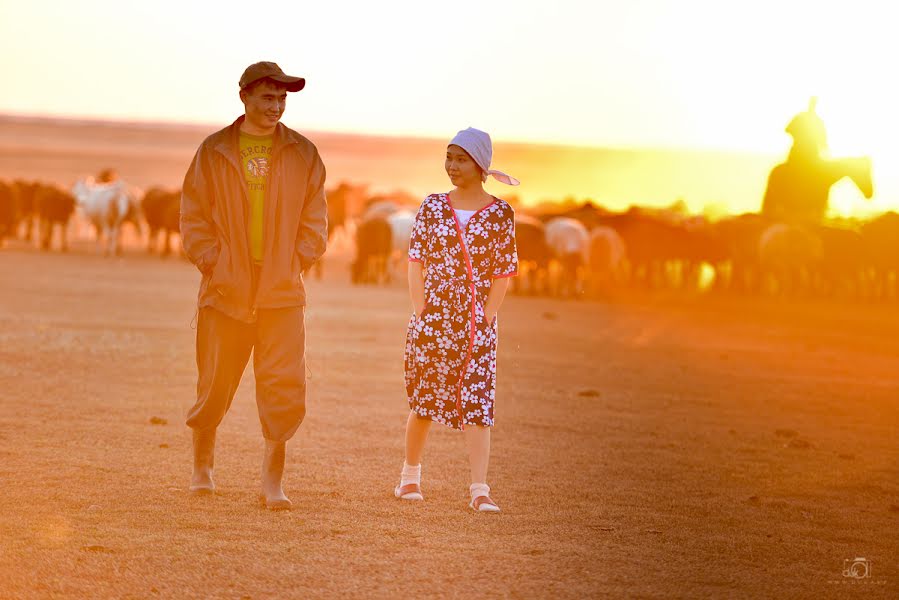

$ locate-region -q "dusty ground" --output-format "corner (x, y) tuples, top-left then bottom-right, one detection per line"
(0, 241), (898, 599)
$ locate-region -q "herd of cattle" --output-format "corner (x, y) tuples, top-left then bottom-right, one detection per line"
(0, 178), (180, 255)
(349, 199), (899, 301)
(511, 206), (899, 299)
(4, 176), (899, 301)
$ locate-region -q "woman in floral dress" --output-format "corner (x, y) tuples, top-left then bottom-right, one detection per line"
(395, 128), (519, 512)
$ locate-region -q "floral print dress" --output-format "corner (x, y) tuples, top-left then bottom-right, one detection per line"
(404, 193), (518, 430)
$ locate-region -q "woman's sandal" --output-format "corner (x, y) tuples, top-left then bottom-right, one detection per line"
(469, 495), (501, 512)
(394, 483), (424, 501)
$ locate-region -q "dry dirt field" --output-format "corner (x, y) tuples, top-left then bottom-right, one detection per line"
(1, 241), (898, 599)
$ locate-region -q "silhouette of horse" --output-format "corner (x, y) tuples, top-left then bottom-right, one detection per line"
(761, 156), (873, 225)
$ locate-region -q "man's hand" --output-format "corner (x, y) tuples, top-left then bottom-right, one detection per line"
(197, 245), (219, 276)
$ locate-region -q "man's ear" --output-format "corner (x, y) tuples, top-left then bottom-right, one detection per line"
(239, 89), (247, 104)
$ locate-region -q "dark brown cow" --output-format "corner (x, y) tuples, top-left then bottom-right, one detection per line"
(352, 217), (393, 285)
(34, 184), (76, 251)
(513, 215), (551, 295)
(815, 225), (866, 298)
(0, 180), (15, 244)
(598, 209), (689, 289)
(141, 187), (181, 255)
(556, 202), (608, 230)
(712, 213), (770, 293)
(12, 179), (39, 242)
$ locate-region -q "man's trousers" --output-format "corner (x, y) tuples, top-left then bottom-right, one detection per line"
(186, 305), (307, 442)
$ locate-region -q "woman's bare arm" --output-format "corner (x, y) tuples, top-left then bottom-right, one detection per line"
(483, 277), (512, 322)
(408, 261), (426, 316)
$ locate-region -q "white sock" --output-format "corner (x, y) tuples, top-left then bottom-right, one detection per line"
(470, 482), (490, 500)
(400, 462), (421, 487)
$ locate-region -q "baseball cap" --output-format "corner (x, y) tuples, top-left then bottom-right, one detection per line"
(239, 61), (305, 92)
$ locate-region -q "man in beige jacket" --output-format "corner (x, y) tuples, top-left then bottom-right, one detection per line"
(180, 61), (328, 510)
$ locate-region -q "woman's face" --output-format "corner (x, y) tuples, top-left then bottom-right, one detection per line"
(445, 145), (483, 187)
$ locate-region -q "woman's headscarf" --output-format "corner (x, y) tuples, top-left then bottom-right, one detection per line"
(448, 127), (520, 185)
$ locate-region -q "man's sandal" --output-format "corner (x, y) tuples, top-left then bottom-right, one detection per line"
(394, 483), (423, 501)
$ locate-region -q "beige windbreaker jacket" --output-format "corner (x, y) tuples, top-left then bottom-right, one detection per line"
(180, 116), (328, 322)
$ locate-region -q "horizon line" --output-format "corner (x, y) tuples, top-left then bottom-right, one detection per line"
(0, 110), (780, 158)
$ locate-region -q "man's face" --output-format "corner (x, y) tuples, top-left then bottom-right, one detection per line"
(241, 80), (288, 131)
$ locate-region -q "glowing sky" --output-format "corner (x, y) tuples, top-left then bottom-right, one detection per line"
(2, 0), (897, 214)
(1, 0), (894, 151)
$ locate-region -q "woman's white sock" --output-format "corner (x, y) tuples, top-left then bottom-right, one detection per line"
(401, 462), (421, 487)
(470, 482), (490, 500)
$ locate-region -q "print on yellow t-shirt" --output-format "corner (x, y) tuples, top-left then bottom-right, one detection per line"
(239, 132), (272, 264)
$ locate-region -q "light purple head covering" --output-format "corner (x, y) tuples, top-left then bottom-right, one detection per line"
(448, 127), (520, 186)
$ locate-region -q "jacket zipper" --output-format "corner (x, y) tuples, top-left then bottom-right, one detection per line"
(219, 127), (299, 321)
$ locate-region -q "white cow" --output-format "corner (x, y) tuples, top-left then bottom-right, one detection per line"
(587, 225), (626, 293)
(387, 210), (415, 280)
(71, 178), (131, 256)
(364, 200), (400, 221)
(545, 217), (590, 297)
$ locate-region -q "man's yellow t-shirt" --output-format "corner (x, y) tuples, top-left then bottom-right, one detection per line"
(238, 131), (273, 264)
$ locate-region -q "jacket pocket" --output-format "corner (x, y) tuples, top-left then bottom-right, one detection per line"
(207, 242), (233, 297)
(291, 250), (303, 284)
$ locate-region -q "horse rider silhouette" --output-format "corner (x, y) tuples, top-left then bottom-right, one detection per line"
(762, 97), (872, 225)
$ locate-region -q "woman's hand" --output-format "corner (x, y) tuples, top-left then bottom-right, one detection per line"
(483, 277), (511, 325)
